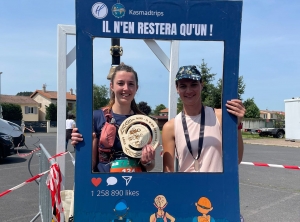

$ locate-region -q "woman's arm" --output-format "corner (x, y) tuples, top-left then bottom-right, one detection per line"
(71, 128), (100, 170)
(92, 133), (99, 171)
(141, 144), (156, 171)
(142, 159), (156, 172)
(71, 128), (83, 146)
(162, 119), (176, 172)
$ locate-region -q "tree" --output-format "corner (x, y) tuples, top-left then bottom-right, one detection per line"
(197, 60), (217, 107)
(243, 98), (260, 118)
(210, 76), (246, 108)
(177, 97), (183, 114)
(93, 84), (110, 110)
(153, 104), (166, 115)
(16, 91), (33, 96)
(45, 103), (57, 121)
(137, 101), (152, 115)
(1, 103), (23, 120)
(208, 78), (222, 109)
(68, 103), (76, 117)
(275, 113), (285, 128)
(237, 76), (246, 100)
(198, 59), (246, 108)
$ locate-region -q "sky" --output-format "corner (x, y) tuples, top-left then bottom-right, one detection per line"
(1, 0), (299, 112)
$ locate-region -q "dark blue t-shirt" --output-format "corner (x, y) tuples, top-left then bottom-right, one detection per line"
(93, 109), (135, 172)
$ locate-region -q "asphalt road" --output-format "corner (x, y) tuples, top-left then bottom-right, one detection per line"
(0, 133), (299, 221)
(239, 144), (300, 221)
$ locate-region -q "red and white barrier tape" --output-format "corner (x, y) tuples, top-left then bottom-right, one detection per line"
(241, 162), (300, 170)
(0, 150), (68, 198)
(16, 147), (41, 157)
(46, 163), (63, 221)
(25, 126), (35, 133)
(0, 150), (68, 220)
(48, 151), (69, 161)
(0, 169), (50, 198)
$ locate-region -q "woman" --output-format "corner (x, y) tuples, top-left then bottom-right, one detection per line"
(162, 65), (245, 172)
(71, 63), (155, 172)
(65, 114), (76, 151)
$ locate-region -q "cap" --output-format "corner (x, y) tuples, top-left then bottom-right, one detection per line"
(196, 197), (212, 209)
(114, 199), (129, 214)
(175, 65), (201, 81)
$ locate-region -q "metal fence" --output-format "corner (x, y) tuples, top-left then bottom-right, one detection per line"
(31, 144), (54, 222)
(9, 120), (48, 133)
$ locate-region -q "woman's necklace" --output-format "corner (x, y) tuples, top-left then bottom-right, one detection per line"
(181, 105), (205, 171)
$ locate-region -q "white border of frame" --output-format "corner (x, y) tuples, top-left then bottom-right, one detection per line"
(57, 24), (76, 191)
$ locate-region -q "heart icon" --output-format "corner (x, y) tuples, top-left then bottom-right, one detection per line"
(91, 178), (102, 187)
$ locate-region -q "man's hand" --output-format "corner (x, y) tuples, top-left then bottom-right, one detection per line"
(226, 99), (245, 124)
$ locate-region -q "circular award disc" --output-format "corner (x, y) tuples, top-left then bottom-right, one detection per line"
(127, 124), (151, 149)
(118, 115), (161, 158)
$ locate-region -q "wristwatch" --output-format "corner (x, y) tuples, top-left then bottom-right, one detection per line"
(141, 161), (152, 166)
(238, 122), (243, 130)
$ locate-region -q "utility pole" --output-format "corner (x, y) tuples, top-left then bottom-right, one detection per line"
(107, 38), (123, 80)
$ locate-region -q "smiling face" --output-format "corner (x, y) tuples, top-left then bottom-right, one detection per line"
(110, 70), (138, 106)
(176, 79), (203, 106)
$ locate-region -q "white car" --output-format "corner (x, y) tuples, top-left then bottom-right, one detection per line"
(0, 119), (25, 148)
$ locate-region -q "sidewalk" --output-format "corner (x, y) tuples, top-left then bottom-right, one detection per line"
(243, 138), (300, 148)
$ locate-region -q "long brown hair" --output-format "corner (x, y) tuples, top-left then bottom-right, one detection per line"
(107, 63), (144, 114)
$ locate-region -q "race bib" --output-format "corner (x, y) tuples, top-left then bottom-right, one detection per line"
(110, 159), (142, 173)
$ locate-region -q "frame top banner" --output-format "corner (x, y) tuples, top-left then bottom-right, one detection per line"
(76, 0), (242, 40)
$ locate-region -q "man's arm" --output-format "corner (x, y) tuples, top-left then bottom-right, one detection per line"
(162, 119), (176, 172)
(215, 106), (244, 164)
(237, 128), (244, 164)
(225, 99), (245, 164)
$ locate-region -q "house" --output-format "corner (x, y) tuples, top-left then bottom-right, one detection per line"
(0, 95), (39, 121)
(158, 108), (168, 116)
(150, 108), (169, 129)
(30, 84), (76, 121)
(259, 110), (285, 121)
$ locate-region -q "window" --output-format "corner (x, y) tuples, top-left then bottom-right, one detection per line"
(25, 106), (37, 114)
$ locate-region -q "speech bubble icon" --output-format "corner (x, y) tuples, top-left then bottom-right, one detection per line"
(107, 177), (118, 186)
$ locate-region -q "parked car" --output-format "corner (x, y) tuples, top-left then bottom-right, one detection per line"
(255, 128), (285, 138)
(0, 132), (15, 159)
(0, 119), (25, 147)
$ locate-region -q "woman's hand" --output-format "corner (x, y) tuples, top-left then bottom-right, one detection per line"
(71, 128), (84, 146)
(140, 144), (155, 164)
(225, 99), (246, 124)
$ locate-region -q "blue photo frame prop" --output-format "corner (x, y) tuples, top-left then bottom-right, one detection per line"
(75, 0), (243, 221)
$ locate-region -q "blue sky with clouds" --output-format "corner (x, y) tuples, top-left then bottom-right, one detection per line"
(1, 0), (299, 112)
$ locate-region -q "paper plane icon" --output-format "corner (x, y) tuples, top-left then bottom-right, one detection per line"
(122, 176), (132, 186)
